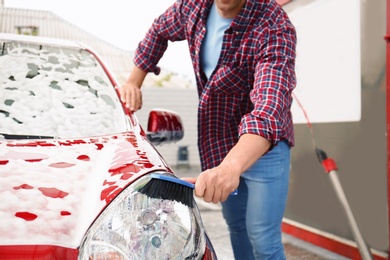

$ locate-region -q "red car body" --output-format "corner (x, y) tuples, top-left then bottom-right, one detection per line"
(0, 33), (216, 260)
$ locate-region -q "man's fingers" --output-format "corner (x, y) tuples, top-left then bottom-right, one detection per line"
(202, 187), (214, 203)
(119, 86), (131, 108)
(220, 189), (231, 202)
(194, 177), (206, 198)
(181, 176), (208, 199)
(211, 189), (223, 204)
(129, 87), (137, 111)
(135, 89), (142, 110)
(119, 87), (125, 103)
(119, 85), (142, 111)
(183, 169), (234, 203)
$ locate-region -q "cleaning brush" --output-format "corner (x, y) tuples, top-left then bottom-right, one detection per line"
(138, 173), (238, 208)
(138, 173), (196, 208)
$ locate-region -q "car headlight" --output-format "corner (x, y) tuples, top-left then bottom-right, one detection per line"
(78, 172), (206, 260)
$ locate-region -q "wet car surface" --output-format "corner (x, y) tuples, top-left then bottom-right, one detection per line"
(0, 33), (216, 260)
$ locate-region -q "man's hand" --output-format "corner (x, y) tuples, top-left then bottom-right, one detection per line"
(182, 134), (271, 204)
(119, 82), (142, 112)
(183, 163), (240, 204)
(119, 64), (147, 112)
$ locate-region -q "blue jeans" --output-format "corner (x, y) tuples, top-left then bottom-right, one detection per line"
(221, 141), (290, 260)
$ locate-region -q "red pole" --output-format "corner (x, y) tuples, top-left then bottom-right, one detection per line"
(386, 0), (390, 256)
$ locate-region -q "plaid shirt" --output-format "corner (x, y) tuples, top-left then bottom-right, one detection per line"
(134, 0), (297, 170)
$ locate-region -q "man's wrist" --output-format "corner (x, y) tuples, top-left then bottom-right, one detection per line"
(126, 65), (147, 88)
(220, 158), (244, 178)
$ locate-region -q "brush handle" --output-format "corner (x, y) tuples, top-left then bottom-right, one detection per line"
(150, 173), (195, 188)
(230, 189), (238, 195)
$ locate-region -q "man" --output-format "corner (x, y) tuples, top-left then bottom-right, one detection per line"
(120, 0), (296, 259)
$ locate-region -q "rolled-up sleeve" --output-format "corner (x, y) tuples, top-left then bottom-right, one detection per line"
(238, 24), (297, 146)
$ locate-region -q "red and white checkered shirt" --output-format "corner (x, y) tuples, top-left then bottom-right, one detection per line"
(134, 0), (297, 170)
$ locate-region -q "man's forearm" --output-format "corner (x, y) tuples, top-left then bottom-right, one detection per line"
(125, 64), (147, 88)
(221, 133), (271, 176)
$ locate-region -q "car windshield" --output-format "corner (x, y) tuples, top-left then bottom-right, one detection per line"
(0, 40), (128, 139)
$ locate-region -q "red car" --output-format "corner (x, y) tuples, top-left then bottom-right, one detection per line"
(0, 33), (217, 260)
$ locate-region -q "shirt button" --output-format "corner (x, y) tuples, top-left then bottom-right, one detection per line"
(195, 50), (199, 55)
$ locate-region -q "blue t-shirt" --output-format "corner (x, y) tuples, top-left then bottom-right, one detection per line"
(200, 3), (234, 79)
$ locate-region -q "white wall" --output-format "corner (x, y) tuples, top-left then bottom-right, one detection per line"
(287, 0), (361, 124)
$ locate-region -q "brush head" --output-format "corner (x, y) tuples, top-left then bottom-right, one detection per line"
(138, 173), (195, 208)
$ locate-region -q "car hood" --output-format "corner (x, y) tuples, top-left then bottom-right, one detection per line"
(0, 132), (170, 248)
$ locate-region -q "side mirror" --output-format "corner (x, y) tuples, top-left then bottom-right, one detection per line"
(146, 109), (184, 145)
